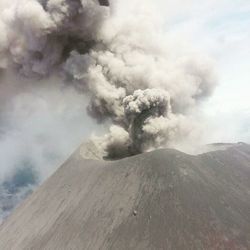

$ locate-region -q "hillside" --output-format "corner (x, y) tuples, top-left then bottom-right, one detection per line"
(0, 143), (249, 249)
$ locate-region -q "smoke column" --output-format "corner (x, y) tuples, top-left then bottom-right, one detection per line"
(0, 0), (217, 159)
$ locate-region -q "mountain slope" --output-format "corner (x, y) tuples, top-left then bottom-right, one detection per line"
(0, 143), (249, 249)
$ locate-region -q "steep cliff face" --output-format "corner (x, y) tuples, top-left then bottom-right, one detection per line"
(0, 143), (249, 250)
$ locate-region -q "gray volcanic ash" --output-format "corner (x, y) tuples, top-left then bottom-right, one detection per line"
(0, 0), (217, 159)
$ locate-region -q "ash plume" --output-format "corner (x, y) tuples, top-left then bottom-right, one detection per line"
(0, 0), (217, 159)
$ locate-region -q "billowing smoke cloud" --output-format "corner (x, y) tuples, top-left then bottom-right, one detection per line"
(0, 0), (216, 159)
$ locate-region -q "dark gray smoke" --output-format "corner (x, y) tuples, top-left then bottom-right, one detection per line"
(0, 0), (217, 160)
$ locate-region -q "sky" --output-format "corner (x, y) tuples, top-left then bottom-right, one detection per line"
(158, 0), (250, 142)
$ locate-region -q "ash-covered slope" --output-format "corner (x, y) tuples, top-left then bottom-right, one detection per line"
(0, 143), (250, 250)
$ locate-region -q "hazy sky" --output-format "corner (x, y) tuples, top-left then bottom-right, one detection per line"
(157, 0), (250, 142)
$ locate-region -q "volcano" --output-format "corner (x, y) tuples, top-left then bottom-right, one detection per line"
(0, 143), (249, 249)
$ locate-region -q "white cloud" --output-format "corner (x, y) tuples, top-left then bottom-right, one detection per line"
(153, 0), (250, 143)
